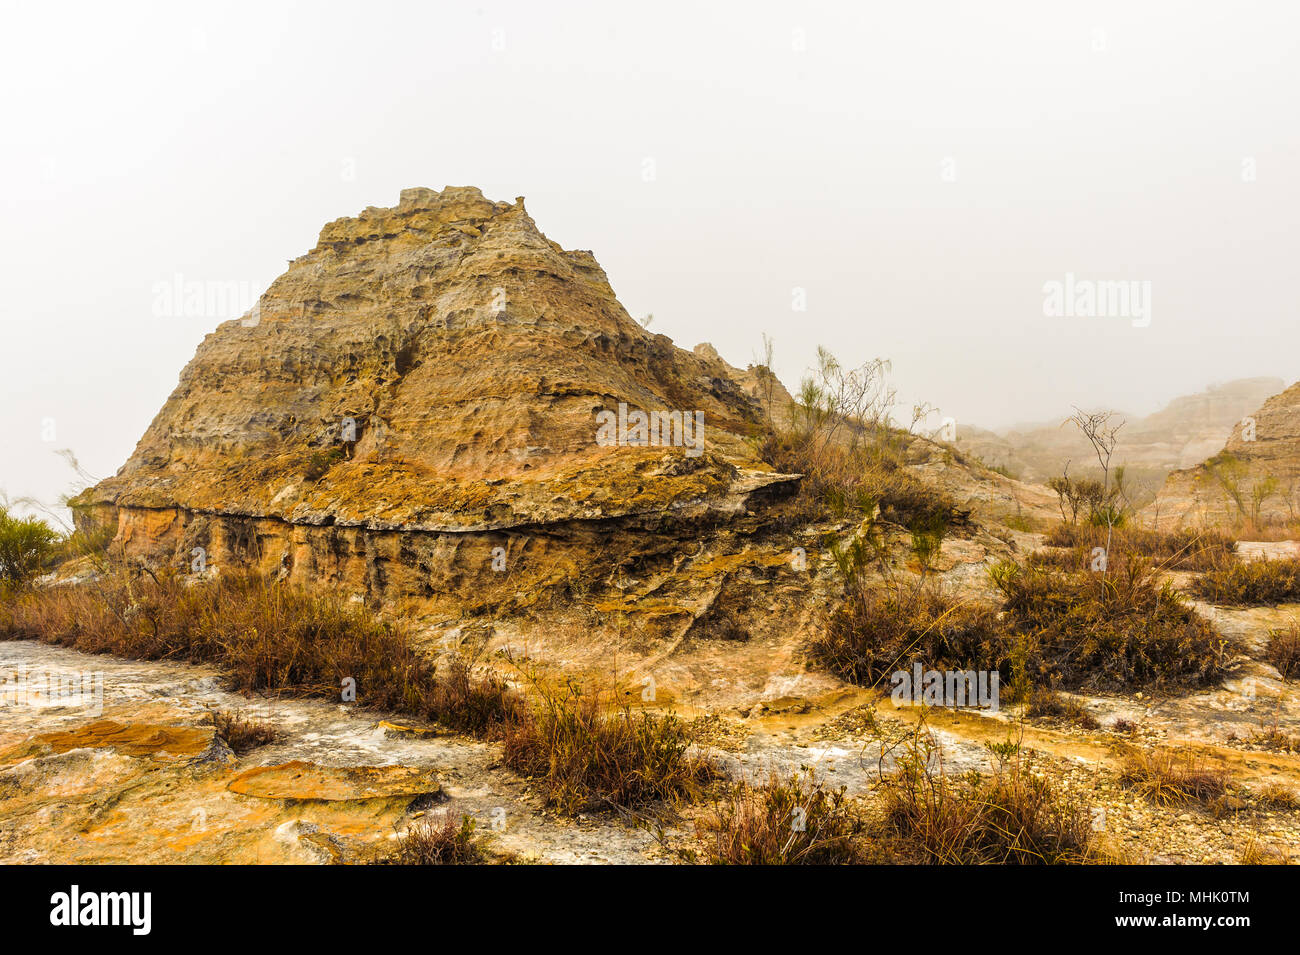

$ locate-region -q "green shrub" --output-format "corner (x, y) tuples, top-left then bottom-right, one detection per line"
(0, 505), (60, 586)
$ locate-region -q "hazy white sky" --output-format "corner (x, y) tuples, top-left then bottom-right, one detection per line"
(2, 0), (1297, 520)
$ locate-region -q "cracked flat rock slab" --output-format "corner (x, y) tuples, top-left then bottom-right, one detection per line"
(0, 719), (215, 766)
(227, 760), (441, 802)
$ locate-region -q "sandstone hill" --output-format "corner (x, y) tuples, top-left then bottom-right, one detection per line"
(1154, 378), (1300, 528)
(71, 186), (1053, 708)
(957, 378), (1284, 492)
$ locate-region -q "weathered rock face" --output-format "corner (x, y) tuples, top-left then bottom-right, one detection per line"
(73, 187), (801, 604)
(1154, 379), (1300, 528)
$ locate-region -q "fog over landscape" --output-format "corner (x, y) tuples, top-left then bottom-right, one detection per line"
(3, 0), (1298, 517)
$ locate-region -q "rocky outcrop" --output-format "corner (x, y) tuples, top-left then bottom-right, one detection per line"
(72, 187), (807, 608)
(1154, 379), (1300, 528)
(69, 186), (1054, 655)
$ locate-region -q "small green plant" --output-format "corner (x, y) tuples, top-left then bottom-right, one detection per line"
(984, 737), (1021, 765)
(909, 512), (948, 573)
(304, 446), (346, 482)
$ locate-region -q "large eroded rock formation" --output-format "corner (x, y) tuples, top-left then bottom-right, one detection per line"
(73, 187), (803, 610)
(72, 187), (1054, 708)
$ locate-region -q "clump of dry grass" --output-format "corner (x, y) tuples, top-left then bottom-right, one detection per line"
(1239, 838), (1292, 864)
(1247, 717), (1300, 752)
(1024, 687), (1099, 729)
(1119, 749), (1230, 807)
(211, 710), (278, 755)
(1255, 781), (1299, 810)
(1266, 623), (1300, 679)
(500, 682), (718, 815)
(688, 770), (875, 865)
(1192, 556), (1300, 606)
(384, 811), (489, 865)
(878, 731), (1097, 864)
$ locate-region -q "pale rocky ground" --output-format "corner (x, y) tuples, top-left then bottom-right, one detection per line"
(5, 537), (1298, 865)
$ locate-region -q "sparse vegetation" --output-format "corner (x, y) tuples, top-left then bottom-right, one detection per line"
(0, 567), (521, 735)
(1041, 523), (1235, 573)
(758, 345), (968, 532)
(1200, 452), (1279, 532)
(879, 730), (1097, 864)
(1, 566), (724, 818)
(1247, 716), (1300, 752)
(1047, 473), (1105, 527)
